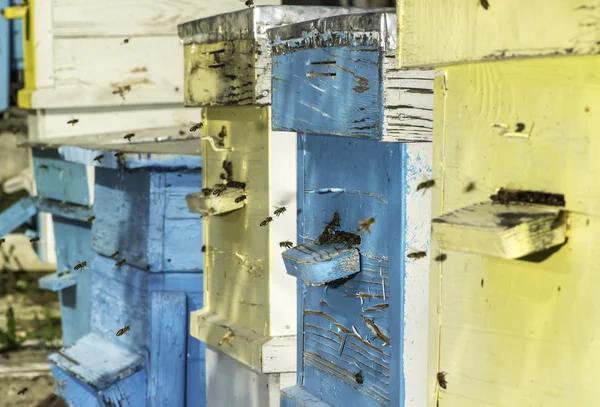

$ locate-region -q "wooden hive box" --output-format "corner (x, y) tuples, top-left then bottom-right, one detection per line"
(178, 6), (373, 407)
(269, 11), (434, 407)
(22, 133), (206, 407)
(398, 1), (600, 406)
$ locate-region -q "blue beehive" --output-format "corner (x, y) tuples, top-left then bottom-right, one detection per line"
(22, 129), (205, 407)
(269, 12), (435, 406)
(0, 0), (24, 111)
(0, 148), (94, 347)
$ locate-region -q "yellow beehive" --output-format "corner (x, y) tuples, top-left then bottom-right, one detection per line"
(398, 1), (600, 406)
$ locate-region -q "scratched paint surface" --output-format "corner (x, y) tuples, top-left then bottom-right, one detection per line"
(272, 46), (381, 138)
(92, 167), (203, 272)
(295, 135), (402, 406)
(429, 56), (600, 406)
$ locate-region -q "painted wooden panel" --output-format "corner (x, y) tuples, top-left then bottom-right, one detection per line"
(90, 253), (150, 353)
(148, 292), (187, 407)
(92, 167), (203, 272)
(397, 0), (600, 68)
(428, 56), (600, 407)
(269, 11), (433, 142)
(283, 135), (431, 407)
(206, 345), (297, 407)
(32, 149), (92, 205)
(52, 216), (92, 346)
(51, 0), (281, 38)
(49, 333), (146, 407)
(0, 196), (37, 238)
(282, 244), (360, 285)
(179, 6), (362, 107)
(187, 293), (206, 407)
(191, 105), (296, 368)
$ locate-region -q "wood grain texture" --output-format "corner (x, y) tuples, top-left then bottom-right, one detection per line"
(32, 150), (92, 206)
(183, 40), (257, 107)
(201, 106), (296, 344)
(397, 0), (600, 68)
(51, 0), (281, 38)
(429, 56), (600, 407)
(292, 135), (432, 406)
(92, 167), (203, 272)
(148, 292), (187, 407)
(282, 244), (360, 286)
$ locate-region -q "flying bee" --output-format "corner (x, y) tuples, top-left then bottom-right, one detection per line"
(30, 237), (40, 243)
(407, 251), (427, 259)
(437, 372), (448, 390)
(218, 328), (234, 346)
(115, 258), (126, 268)
(416, 179), (435, 193)
(190, 122), (204, 132)
(116, 325), (130, 336)
(464, 181), (476, 192)
(245, 0), (254, 7)
(274, 207), (286, 217)
(260, 216), (273, 227)
(87, 216), (95, 225)
(94, 154), (104, 164)
(434, 253), (447, 262)
(279, 241), (293, 250)
(0, 238), (5, 246)
(17, 387), (28, 396)
(115, 152), (124, 158)
(515, 122), (526, 132)
(235, 195), (247, 203)
(74, 260), (87, 270)
(354, 371), (364, 385)
(124, 133), (135, 141)
(112, 85), (131, 100)
(67, 119), (79, 126)
(202, 245), (206, 253)
(110, 251), (120, 259)
(480, 0), (489, 10)
(357, 217), (375, 233)
(122, 38), (130, 44)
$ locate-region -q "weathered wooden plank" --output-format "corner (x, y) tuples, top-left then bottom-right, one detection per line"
(51, 0), (281, 38)
(179, 6), (363, 106)
(148, 292), (186, 407)
(89, 254), (150, 353)
(0, 197), (37, 238)
(148, 273), (203, 293)
(282, 243), (360, 285)
(428, 56), (600, 407)
(186, 293), (206, 407)
(32, 150), (91, 206)
(50, 365), (99, 407)
(39, 271), (77, 292)
(91, 168), (203, 272)
(397, 0), (600, 68)
(36, 198), (93, 223)
(281, 385), (333, 407)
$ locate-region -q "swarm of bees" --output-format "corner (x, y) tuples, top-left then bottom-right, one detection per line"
(190, 122), (203, 132)
(94, 154), (104, 164)
(317, 212), (361, 249)
(279, 240), (293, 250)
(357, 217), (375, 233)
(116, 325), (130, 336)
(74, 260), (87, 270)
(67, 119), (79, 126)
(124, 133), (135, 141)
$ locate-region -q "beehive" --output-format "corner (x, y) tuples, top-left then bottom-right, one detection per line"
(398, 1), (600, 406)
(269, 11), (434, 406)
